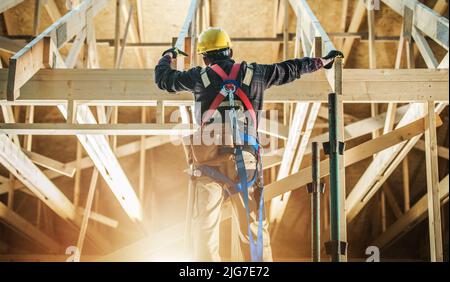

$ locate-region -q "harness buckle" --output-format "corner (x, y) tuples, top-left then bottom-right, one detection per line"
(185, 167), (202, 177)
(220, 83), (237, 97)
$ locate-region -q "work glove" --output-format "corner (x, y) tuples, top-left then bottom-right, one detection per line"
(162, 47), (188, 59)
(321, 50), (344, 69)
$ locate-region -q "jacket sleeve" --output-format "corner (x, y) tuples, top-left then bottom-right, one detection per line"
(256, 57), (324, 89)
(154, 55), (200, 93)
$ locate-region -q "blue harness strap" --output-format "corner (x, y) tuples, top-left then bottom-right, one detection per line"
(198, 63), (265, 262)
(227, 83), (264, 262)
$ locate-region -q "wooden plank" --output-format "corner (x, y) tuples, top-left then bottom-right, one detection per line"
(402, 157), (410, 212)
(288, 0), (335, 88)
(23, 149), (76, 177)
(119, 0), (144, 68)
(100, 125), (445, 261)
(0, 0), (25, 14)
(0, 36), (26, 54)
(76, 207), (118, 229)
(43, 0), (62, 22)
(414, 139), (449, 160)
(367, 2), (377, 69)
(2, 69), (447, 104)
(115, 4), (133, 69)
(6, 0), (107, 100)
(0, 201), (60, 252)
(423, 101), (443, 261)
(65, 29), (87, 68)
(381, 0), (449, 50)
(0, 135), (174, 195)
(412, 27), (439, 69)
(346, 103), (446, 223)
(0, 135), (109, 251)
(264, 114), (441, 202)
(113, 0), (121, 64)
(138, 107), (146, 202)
(0, 123), (197, 135)
(174, 0), (200, 51)
(342, 0), (366, 58)
(373, 175), (449, 249)
(338, 0), (349, 49)
(269, 102), (308, 222)
(0, 134), (77, 220)
(73, 168), (98, 262)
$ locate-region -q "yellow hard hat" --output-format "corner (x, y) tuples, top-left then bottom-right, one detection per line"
(197, 27), (232, 54)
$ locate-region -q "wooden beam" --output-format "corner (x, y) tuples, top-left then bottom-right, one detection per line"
(113, 0), (121, 64)
(23, 149), (76, 177)
(373, 175), (449, 249)
(338, 0), (349, 49)
(342, 0), (366, 58)
(73, 168), (98, 262)
(13, 0), (144, 224)
(0, 0), (25, 14)
(423, 101), (443, 261)
(402, 156), (410, 212)
(283, 0), (289, 59)
(0, 201), (60, 252)
(65, 29), (87, 68)
(412, 27), (439, 69)
(101, 119), (446, 261)
(0, 133), (76, 220)
(43, 0), (62, 22)
(0, 135), (174, 195)
(288, 0), (335, 88)
(105, 112), (446, 260)
(367, 2), (377, 69)
(2, 69), (447, 104)
(0, 132), (111, 251)
(33, 0), (42, 36)
(76, 207), (118, 229)
(6, 0), (107, 100)
(269, 102), (308, 222)
(264, 113), (441, 202)
(115, 5), (133, 69)
(138, 106), (146, 202)
(119, 0), (145, 68)
(346, 103), (446, 223)
(136, 0), (144, 42)
(0, 123), (197, 135)
(414, 139), (449, 160)
(381, 0), (449, 50)
(259, 117), (289, 140)
(0, 36), (26, 54)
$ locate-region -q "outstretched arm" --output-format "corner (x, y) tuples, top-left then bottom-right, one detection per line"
(258, 50), (343, 89)
(154, 50), (200, 93)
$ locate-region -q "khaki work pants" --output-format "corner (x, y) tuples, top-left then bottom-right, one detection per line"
(192, 177), (273, 262)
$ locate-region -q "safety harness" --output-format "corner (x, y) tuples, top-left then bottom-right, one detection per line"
(191, 63), (265, 262)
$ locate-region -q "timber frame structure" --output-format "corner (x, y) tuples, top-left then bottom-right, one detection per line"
(0, 0), (448, 262)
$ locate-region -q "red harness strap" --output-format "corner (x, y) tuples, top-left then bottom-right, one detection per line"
(201, 63), (257, 128)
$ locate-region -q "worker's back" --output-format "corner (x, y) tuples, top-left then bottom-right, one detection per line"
(154, 27), (342, 262)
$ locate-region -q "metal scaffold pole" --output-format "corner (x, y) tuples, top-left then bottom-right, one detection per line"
(307, 142), (325, 262)
(324, 57), (347, 261)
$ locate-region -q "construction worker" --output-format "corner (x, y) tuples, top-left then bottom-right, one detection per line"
(155, 27), (343, 262)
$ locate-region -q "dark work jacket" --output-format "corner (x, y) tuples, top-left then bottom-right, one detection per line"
(155, 55), (324, 124)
